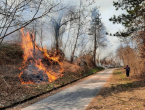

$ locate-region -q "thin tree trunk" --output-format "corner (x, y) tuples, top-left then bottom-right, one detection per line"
(64, 22), (71, 52)
(93, 25), (97, 63)
(71, 0), (82, 62)
(55, 28), (59, 55)
(71, 30), (79, 62)
(40, 18), (43, 50)
(71, 16), (80, 62)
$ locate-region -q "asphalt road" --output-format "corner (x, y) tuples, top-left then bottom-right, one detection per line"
(22, 69), (115, 110)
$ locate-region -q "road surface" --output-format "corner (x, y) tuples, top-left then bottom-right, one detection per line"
(22, 69), (115, 110)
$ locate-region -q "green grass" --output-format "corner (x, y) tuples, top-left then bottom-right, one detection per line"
(113, 68), (134, 89)
(113, 69), (122, 75)
(86, 67), (104, 75)
(87, 69), (96, 75)
(97, 66), (105, 71)
(120, 74), (126, 78)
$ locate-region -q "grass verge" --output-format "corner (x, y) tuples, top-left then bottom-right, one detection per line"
(86, 68), (145, 110)
(0, 43), (104, 109)
(0, 65), (104, 110)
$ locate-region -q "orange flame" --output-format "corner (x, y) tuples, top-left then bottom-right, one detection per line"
(19, 28), (63, 84)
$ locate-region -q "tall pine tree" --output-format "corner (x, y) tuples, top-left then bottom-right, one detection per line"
(109, 0), (145, 37)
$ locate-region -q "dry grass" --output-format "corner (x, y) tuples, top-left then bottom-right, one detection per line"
(86, 68), (145, 110)
(0, 43), (23, 65)
(0, 63), (103, 109)
(0, 43), (104, 109)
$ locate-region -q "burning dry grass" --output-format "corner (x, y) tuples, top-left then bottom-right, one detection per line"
(0, 63), (101, 109)
(19, 29), (64, 84)
(0, 43), (104, 109)
(0, 28), (104, 109)
(86, 68), (145, 110)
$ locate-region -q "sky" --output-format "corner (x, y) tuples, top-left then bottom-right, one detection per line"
(64, 0), (126, 58)
(40, 0), (127, 59)
(94, 0), (126, 58)
(2, 0), (126, 59)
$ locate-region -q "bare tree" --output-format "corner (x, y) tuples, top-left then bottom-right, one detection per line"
(0, 0), (63, 44)
(50, 6), (78, 54)
(70, 0), (95, 62)
(89, 7), (107, 65)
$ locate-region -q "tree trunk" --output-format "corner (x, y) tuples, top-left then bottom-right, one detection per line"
(71, 34), (79, 62)
(40, 18), (43, 50)
(93, 25), (97, 64)
(71, 16), (80, 63)
(55, 28), (59, 55)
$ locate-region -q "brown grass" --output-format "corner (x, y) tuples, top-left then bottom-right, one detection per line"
(86, 68), (145, 110)
(0, 43), (104, 109)
(0, 43), (23, 65)
(0, 63), (102, 109)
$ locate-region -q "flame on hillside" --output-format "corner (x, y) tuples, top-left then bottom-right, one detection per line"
(19, 28), (63, 84)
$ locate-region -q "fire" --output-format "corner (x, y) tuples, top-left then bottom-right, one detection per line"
(19, 28), (64, 84)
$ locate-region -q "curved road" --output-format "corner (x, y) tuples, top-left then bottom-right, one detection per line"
(22, 69), (115, 110)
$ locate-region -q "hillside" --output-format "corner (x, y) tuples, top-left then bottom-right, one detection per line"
(0, 43), (104, 109)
